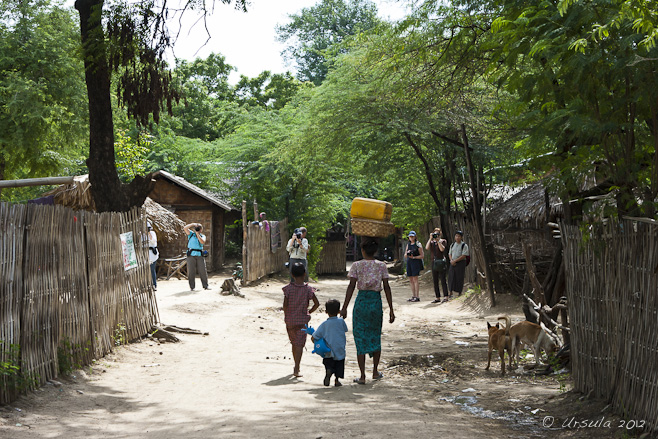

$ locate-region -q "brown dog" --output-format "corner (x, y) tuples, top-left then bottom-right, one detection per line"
(485, 316), (512, 375)
(509, 321), (558, 368)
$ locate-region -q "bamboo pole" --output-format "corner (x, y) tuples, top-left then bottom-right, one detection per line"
(0, 176), (74, 188)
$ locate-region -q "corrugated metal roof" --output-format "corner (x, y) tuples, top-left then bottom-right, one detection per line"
(154, 170), (236, 212)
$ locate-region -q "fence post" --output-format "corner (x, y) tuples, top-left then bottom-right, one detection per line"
(242, 201), (248, 286)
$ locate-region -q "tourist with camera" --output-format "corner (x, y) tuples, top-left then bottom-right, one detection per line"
(425, 228), (449, 303)
(184, 222), (210, 291)
(405, 231), (424, 302)
(286, 227), (309, 281)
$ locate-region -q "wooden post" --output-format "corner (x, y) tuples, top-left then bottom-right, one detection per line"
(461, 124), (495, 307)
(242, 200), (248, 286)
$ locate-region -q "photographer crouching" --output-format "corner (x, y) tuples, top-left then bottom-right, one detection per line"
(184, 222), (210, 291)
(286, 227), (309, 282)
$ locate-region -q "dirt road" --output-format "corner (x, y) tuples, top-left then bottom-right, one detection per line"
(0, 270), (635, 438)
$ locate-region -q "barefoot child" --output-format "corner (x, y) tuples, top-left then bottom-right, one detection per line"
(312, 299), (348, 387)
(283, 262), (320, 377)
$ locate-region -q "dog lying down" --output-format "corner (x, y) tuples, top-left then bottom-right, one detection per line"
(485, 316), (512, 376)
(509, 320), (559, 368)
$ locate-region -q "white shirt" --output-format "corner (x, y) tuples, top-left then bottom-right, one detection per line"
(287, 237), (309, 259)
(148, 230), (159, 264)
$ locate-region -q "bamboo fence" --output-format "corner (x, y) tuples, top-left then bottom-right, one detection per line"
(0, 202), (159, 404)
(316, 241), (347, 274)
(0, 203), (26, 402)
(561, 218), (658, 433)
(242, 218), (289, 284)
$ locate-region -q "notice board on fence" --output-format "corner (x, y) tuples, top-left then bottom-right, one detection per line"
(120, 231), (138, 270)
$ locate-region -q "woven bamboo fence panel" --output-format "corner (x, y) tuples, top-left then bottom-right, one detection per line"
(86, 208), (158, 358)
(561, 219), (658, 433)
(244, 219), (288, 283)
(0, 202), (159, 404)
(316, 241), (347, 274)
(20, 205), (92, 390)
(0, 203), (26, 403)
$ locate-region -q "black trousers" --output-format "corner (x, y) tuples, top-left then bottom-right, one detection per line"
(432, 264), (449, 298)
(323, 358), (345, 378)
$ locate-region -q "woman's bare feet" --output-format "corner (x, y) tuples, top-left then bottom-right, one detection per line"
(293, 368), (303, 377)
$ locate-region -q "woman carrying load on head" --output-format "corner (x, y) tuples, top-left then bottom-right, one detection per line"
(340, 238), (395, 385)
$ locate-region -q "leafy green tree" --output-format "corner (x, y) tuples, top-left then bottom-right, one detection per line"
(163, 53), (246, 142)
(490, 0), (658, 218)
(276, 0), (382, 85)
(232, 71), (311, 109)
(115, 130), (150, 182)
(0, 0), (88, 200)
(213, 94), (350, 276)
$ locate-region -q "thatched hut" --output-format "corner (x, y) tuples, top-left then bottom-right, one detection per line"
(149, 171), (239, 271)
(43, 174), (185, 244)
(486, 183), (562, 294)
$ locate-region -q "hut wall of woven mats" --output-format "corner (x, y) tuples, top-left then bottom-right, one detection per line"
(0, 202), (158, 404)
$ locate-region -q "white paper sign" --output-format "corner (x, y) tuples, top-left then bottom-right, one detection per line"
(120, 231), (138, 271)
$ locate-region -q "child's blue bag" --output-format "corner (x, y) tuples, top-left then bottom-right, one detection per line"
(312, 338), (331, 357)
(303, 325), (331, 357)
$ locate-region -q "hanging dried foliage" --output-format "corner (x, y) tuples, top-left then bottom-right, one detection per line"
(105, 1), (179, 127)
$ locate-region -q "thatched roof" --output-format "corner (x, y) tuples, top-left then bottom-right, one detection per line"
(487, 183), (562, 230)
(43, 175), (184, 241)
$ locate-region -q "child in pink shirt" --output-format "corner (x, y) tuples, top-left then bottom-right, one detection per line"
(283, 262), (319, 377)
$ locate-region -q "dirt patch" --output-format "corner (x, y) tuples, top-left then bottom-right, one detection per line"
(0, 271), (648, 438)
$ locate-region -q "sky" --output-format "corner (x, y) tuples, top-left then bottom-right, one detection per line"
(165, 0), (410, 82)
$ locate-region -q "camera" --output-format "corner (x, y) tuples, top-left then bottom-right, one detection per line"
(432, 233), (438, 238)
(195, 226), (201, 232)
(296, 233), (302, 239)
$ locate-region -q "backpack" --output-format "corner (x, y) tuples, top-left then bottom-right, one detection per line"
(451, 242), (471, 266)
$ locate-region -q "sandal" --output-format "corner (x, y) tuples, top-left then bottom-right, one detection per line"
(412, 297), (420, 302)
(353, 378), (366, 385)
(431, 299), (441, 304)
(373, 372), (383, 380)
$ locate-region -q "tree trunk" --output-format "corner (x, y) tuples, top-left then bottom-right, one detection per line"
(75, 0), (153, 212)
(460, 124), (495, 307)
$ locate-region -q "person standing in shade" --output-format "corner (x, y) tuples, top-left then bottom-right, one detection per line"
(448, 230), (469, 299)
(184, 222), (210, 291)
(426, 227), (449, 303)
(286, 227), (309, 281)
(405, 231), (424, 302)
(147, 221), (159, 290)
